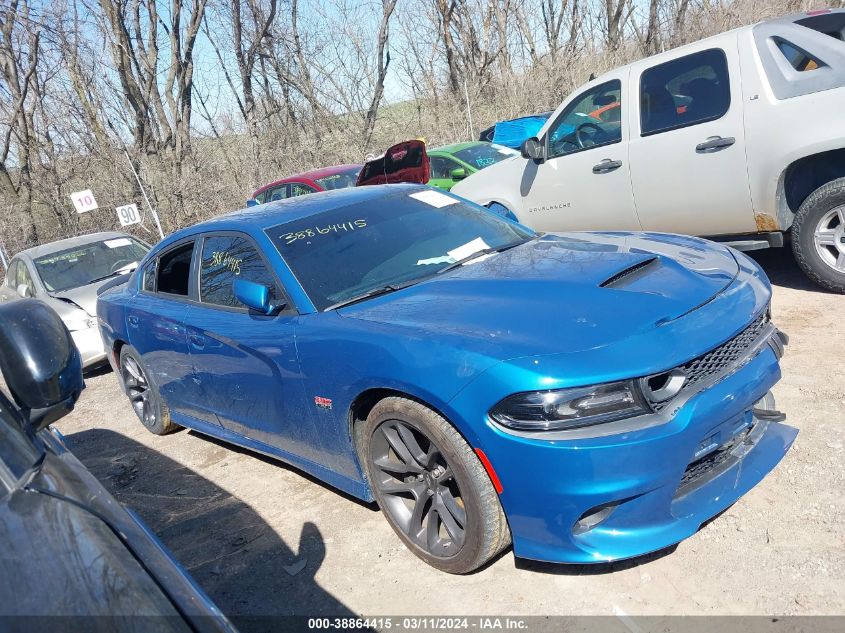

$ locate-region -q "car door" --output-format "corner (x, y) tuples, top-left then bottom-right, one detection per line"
(0, 260), (21, 303)
(183, 232), (321, 462)
(628, 41), (756, 235)
(126, 240), (197, 419)
(518, 73), (642, 231)
(428, 155), (465, 190)
(266, 184), (291, 202)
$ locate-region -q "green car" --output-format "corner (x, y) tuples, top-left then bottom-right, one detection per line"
(427, 141), (519, 191)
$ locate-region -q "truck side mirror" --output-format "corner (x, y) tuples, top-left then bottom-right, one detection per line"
(16, 284), (33, 298)
(520, 137), (544, 163)
(0, 300), (84, 432)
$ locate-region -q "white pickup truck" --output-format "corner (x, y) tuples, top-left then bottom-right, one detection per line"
(452, 9), (845, 292)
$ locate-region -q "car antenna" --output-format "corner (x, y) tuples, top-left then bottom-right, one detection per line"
(588, 72), (596, 81)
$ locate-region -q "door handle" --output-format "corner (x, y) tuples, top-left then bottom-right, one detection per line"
(592, 159), (623, 174)
(127, 315), (140, 327)
(695, 136), (735, 153)
(189, 334), (205, 349)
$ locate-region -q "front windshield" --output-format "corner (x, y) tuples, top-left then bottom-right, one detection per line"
(265, 189), (535, 310)
(452, 144), (518, 170)
(33, 237), (149, 292)
(315, 168), (361, 191)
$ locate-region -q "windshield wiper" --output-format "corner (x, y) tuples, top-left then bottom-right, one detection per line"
(326, 281), (417, 311)
(436, 240), (527, 276)
(85, 264), (139, 286)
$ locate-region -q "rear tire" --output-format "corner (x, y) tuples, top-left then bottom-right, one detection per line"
(119, 346), (178, 435)
(791, 177), (845, 293)
(359, 397), (510, 574)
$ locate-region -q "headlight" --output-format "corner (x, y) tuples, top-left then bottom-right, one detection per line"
(489, 381), (650, 431)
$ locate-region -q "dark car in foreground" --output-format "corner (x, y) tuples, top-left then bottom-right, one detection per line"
(0, 300), (235, 631)
(98, 184), (796, 574)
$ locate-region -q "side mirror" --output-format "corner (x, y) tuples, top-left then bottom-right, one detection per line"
(0, 300), (83, 431)
(16, 284), (33, 298)
(234, 279), (281, 315)
(450, 168), (467, 180)
(520, 137), (544, 162)
(246, 199), (260, 208)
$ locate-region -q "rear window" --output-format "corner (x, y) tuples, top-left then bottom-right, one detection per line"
(156, 242), (194, 296)
(640, 48), (730, 136)
(795, 12), (845, 41)
(775, 38), (824, 71)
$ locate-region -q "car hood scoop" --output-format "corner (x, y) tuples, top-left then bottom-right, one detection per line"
(342, 232), (739, 360)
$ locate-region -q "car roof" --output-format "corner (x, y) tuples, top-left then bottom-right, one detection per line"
(18, 231), (133, 260)
(179, 184), (429, 237)
(254, 164), (362, 194)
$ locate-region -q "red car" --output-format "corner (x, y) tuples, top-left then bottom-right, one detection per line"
(248, 164), (362, 205)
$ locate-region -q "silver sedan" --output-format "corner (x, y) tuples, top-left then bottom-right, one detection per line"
(0, 232), (150, 368)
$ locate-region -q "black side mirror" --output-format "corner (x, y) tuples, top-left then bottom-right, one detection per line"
(520, 137), (544, 162)
(0, 300), (84, 431)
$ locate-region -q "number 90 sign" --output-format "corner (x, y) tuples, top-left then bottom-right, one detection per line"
(116, 203), (141, 227)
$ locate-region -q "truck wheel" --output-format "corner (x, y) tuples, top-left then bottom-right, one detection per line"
(359, 396), (510, 573)
(791, 177), (845, 293)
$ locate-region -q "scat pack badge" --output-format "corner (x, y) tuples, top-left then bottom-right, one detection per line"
(314, 396), (333, 410)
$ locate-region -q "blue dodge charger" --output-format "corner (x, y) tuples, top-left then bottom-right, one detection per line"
(98, 184), (797, 573)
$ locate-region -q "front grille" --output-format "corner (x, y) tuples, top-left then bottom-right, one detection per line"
(649, 311), (770, 412)
(675, 424), (753, 496)
(682, 311), (770, 389)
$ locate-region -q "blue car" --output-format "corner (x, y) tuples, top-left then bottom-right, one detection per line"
(98, 184), (797, 573)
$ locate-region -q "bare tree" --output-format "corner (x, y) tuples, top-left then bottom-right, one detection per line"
(362, 0), (398, 145)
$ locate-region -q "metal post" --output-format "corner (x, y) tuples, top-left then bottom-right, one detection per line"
(463, 77), (474, 140)
(123, 148), (165, 240)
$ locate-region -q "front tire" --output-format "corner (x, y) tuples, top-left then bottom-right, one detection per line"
(360, 397), (510, 574)
(119, 346), (178, 435)
(791, 177), (845, 293)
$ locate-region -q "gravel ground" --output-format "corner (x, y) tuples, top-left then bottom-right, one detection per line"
(56, 248), (844, 622)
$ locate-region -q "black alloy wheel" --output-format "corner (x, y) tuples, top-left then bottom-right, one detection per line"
(360, 397), (510, 574)
(370, 419), (467, 557)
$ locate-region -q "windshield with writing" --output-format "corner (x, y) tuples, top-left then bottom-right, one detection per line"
(34, 238), (149, 292)
(265, 190), (534, 310)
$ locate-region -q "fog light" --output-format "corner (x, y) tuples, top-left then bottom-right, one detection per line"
(573, 502), (618, 535)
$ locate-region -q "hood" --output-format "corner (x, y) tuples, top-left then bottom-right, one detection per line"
(340, 232), (739, 361)
(49, 283), (106, 317)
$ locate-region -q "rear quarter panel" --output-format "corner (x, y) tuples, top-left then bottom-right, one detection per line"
(739, 27), (845, 229)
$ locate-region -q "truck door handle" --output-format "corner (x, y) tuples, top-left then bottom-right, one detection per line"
(592, 159), (623, 174)
(189, 334), (205, 349)
(695, 136), (735, 153)
(127, 315), (140, 327)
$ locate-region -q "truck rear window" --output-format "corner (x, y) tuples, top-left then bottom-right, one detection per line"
(775, 39), (824, 71)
